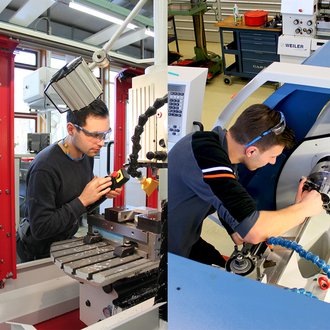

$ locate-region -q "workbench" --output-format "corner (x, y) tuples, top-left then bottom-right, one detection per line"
(216, 16), (282, 84)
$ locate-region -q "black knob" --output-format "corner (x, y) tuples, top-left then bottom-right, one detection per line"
(146, 151), (167, 161)
(159, 138), (166, 148)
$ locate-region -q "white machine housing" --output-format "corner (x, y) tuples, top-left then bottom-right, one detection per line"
(277, 35), (313, 63)
(281, 0), (318, 37)
(123, 66), (207, 207)
(128, 68), (168, 164)
(278, 0), (329, 63)
(23, 67), (64, 111)
(167, 66), (208, 150)
(123, 67), (168, 207)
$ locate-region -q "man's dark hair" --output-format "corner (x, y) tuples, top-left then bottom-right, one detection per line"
(66, 99), (109, 126)
(229, 104), (295, 151)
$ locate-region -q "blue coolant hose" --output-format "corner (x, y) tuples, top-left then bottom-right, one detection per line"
(267, 236), (330, 278)
(267, 236), (330, 298)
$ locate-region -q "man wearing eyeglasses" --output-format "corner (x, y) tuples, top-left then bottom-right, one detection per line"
(17, 99), (121, 262)
(168, 104), (324, 267)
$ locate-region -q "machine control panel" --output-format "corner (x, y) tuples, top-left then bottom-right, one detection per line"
(168, 83), (186, 144)
(167, 66), (207, 150)
(281, 0), (318, 37)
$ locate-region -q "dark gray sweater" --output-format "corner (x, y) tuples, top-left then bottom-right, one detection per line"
(22, 142), (93, 258)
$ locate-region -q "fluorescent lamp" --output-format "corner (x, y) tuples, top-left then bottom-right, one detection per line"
(145, 27), (154, 38)
(69, 1), (137, 30)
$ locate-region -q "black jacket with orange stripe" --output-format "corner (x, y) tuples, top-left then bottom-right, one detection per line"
(168, 126), (259, 257)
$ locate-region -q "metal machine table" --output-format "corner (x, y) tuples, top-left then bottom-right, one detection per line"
(50, 237), (159, 287)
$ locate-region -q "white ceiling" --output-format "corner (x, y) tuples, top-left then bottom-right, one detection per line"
(0, 0), (155, 63)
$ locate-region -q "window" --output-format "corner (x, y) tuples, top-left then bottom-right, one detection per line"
(14, 116), (37, 154)
(14, 68), (34, 114)
(50, 56), (66, 69)
(14, 49), (37, 67)
(14, 50), (38, 154)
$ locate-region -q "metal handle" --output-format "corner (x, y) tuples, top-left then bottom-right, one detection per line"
(106, 141), (114, 174)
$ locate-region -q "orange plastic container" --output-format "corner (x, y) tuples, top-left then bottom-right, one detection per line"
(244, 10), (268, 26)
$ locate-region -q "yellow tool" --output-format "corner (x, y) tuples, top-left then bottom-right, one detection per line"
(139, 177), (159, 196)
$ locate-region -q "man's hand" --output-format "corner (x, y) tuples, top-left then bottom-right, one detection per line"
(78, 176), (112, 207)
(295, 176), (307, 203)
(298, 189), (324, 217)
(295, 176), (324, 217)
(105, 187), (122, 199)
(230, 232), (244, 245)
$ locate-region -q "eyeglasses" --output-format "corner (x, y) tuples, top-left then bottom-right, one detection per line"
(245, 111), (286, 148)
(74, 124), (112, 141)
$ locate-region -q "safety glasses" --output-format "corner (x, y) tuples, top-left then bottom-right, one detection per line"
(74, 124), (112, 141)
(245, 111), (286, 148)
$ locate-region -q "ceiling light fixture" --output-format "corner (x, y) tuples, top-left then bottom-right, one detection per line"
(69, 1), (137, 30)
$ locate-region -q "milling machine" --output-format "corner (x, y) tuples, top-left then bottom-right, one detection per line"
(38, 29), (207, 329)
(50, 204), (165, 325)
(44, 57), (168, 325)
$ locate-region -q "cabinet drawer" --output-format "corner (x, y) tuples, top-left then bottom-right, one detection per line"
(241, 39), (277, 52)
(242, 50), (279, 62)
(240, 32), (277, 43)
(242, 59), (274, 75)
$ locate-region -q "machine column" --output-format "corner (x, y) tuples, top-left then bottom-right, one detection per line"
(0, 35), (18, 287)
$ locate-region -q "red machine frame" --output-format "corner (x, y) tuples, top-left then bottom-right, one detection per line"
(0, 36), (18, 287)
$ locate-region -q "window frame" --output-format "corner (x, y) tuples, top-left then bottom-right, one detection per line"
(14, 48), (39, 69)
(14, 49), (39, 153)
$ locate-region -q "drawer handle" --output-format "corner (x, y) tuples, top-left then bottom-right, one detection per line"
(253, 50), (267, 54)
(242, 41), (268, 45)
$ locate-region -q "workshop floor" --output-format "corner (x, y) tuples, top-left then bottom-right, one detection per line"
(169, 40), (276, 257)
(34, 309), (86, 330)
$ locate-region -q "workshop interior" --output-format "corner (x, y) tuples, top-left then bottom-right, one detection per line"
(1, 0), (330, 329)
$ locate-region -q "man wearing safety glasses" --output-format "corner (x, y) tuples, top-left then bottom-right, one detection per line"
(168, 104), (324, 267)
(17, 99), (122, 262)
